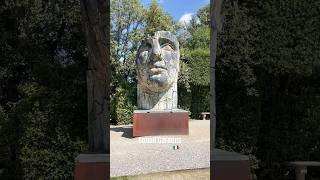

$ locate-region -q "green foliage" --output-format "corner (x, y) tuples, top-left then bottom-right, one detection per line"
(215, 0), (260, 140)
(252, 0), (320, 179)
(111, 0), (145, 83)
(19, 114), (86, 179)
(197, 5), (210, 25)
(177, 61), (192, 112)
(258, 0), (320, 76)
(0, 83), (87, 179)
(217, 1), (259, 95)
(177, 60), (191, 92)
(184, 48), (210, 86)
(215, 1), (320, 179)
(111, 86), (136, 125)
(213, 7), (261, 179)
(0, 106), (9, 165)
(144, 0), (175, 34)
(0, 0), (88, 179)
(178, 6), (211, 117)
(189, 85), (210, 118)
(0, 106), (7, 129)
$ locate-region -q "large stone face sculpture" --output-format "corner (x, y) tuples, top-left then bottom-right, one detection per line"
(136, 31), (180, 110)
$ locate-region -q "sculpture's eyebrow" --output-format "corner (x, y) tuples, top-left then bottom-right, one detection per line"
(159, 37), (175, 44)
(158, 37), (177, 49)
(157, 32), (179, 49)
(140, 34), (179, 50)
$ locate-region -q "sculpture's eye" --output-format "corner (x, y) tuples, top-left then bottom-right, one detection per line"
(146, 42), (152, 49)
(143, 41), (152, 50)
(139, 51), (149, 63)
(159, 38), (175, 51)
(138, 41), (151, 63)
(161, 43), (174, 51)
(140, 41), (152, 52)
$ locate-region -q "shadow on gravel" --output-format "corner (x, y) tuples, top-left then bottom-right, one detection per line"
(110, 126), (134, 139)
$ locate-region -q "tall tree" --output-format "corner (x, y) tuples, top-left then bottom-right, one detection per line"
(111, 0), (144, 82)
(80, 0), (110, 153)
(144, 0), (176, 34)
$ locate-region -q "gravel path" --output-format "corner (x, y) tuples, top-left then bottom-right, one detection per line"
(110, 120), (210, 177)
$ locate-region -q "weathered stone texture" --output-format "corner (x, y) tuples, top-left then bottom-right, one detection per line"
(136, 31), (180, 110)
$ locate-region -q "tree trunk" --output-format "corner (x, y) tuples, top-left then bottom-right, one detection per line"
(210, 0), (223, 153)
(80, 0), (110, 153)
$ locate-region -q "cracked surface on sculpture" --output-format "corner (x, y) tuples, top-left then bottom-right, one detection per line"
(136, 31), (180, 110)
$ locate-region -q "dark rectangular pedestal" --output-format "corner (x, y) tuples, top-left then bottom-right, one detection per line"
(133, 110), (189, 137)
(74, 154), (109, 180)
(211, 149), (251, 180)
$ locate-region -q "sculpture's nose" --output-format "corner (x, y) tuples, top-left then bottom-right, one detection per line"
(151, 39), (161, 57)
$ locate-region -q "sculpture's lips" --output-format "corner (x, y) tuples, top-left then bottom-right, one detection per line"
(150, 67), (167, 74)
(150, 64), (167, 73)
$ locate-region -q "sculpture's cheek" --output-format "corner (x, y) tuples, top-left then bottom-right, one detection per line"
(161, 51), (172, 61)
(172, 52), (179, 61)
(162, 51), (178, 62)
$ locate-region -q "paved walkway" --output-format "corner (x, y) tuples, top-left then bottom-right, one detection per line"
(110, 120), (210, 177)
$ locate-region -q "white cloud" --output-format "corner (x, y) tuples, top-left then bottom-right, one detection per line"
(178, 13), (194, 25)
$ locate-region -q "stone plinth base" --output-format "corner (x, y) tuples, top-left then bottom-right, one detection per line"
(211, 149), (251, 180)
(74, 154), (109, 180)
(133, 109), (189, 137)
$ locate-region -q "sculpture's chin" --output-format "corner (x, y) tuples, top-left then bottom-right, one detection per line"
(149, 74), (167, 83)
(137, 69), (176, 92)
(148, 77), (170, 90)
(138, 74), (171, 92)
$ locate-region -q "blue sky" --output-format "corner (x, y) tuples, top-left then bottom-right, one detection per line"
(142, 0), (210, 24)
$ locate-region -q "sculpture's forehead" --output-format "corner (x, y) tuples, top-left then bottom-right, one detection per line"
(153, 31), (177, 42)
(148, 31), (179, 49)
